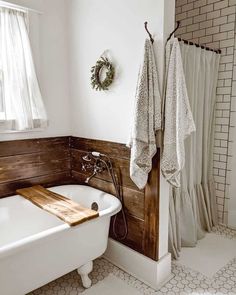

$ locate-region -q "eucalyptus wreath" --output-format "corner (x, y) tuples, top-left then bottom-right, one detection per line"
(91, 56), (115, 91)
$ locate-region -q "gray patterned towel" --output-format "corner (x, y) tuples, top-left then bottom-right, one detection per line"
(127, 39), (161, 190)
(161, 38), (196, 187)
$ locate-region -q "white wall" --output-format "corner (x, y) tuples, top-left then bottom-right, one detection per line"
(68, 0), (167, 143)
(67, 0), (175, 260)
(0, 0), (174, 285)
(67, 1), (175, 285)
(0, 0), (71, 141)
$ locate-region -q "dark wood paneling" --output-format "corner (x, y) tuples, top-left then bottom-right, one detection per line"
(71, 149), (142, 191)
(0, 152), (70, 183)
(0, 137), (71, 198)
(72, 171), (145, 220)
(0, 172), (71, 198)
(71, 137), (160, 260)
(0, 137), (69, 157)
(110, 214), (144, 254)
(0, 136), (160, 261)
(144, 152), (160, 259)
(70, 137), (130, 159)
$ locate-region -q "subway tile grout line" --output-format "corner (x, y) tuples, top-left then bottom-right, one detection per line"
(175, 0), (236, 224)
(222, 3), (236, 224)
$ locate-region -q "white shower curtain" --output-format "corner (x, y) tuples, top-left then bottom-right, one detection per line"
(169, 42), (220, 259)
(0, 8), (47, 131)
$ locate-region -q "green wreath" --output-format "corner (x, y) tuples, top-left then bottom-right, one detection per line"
(91, 56), (115, 91)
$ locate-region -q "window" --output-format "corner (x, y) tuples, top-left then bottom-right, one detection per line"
(0, 7), (47, 132)
(0, 69), (5, 121)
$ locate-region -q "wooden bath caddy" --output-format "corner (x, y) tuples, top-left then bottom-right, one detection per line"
(16, 185), (99, 226)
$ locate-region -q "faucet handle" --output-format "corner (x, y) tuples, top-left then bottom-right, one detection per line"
(81, 163), (86, 171)
(81, 163), (93, 171)
(82, 154), (92, 162)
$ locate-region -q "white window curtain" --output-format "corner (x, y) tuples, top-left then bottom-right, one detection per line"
(0, 8), (47, 132)
(168, 42), (220, 259)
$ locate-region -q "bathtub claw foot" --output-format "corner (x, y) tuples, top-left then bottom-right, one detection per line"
(77, 261), (93, 288)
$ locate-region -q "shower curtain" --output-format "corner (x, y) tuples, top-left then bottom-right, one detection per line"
(169, 41), (221, 259)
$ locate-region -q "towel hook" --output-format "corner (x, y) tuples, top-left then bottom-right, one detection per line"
(144, 21), (154, 44)
(167, 21), (181, 42)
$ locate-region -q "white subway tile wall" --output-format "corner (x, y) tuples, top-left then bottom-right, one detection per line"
(175, 0), (236, 224)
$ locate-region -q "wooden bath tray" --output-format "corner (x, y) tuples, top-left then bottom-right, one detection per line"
(16, 185), (99, 226)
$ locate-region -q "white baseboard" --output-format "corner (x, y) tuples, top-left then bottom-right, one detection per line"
(104, 238), (172, 290)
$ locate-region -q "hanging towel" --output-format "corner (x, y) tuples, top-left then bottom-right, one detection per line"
(161, 38), (196, 188)
(127, 39), (162, 190)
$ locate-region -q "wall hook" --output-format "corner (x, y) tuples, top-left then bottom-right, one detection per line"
(167, 21), (181, 42)
(144, 21), (154, 44)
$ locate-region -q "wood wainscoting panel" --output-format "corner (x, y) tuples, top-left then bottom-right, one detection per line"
(0, 137), (71, 198)
(70, 136), (160, 260)
(0, 136), (160, 261)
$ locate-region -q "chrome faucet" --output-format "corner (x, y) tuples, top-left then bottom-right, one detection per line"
(81, 152), (107, 184)
(81, 151), (128, 240)
(84, 165), (103, 183)
(85, 172), (96, 184)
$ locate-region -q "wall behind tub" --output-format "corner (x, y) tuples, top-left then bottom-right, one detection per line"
(0, 0), (174, 285)
(67, 0), (174, 261)
(0, 0), (71, 141)
(67, 0), (165, 144)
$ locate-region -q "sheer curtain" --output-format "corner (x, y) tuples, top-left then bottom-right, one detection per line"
(0, 8), (47, 131)
(169, 42), (220, 259)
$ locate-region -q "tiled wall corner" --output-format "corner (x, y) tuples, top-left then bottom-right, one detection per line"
(175, 0), (236, 224)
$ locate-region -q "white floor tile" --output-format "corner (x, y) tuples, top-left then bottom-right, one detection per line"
(28, 226), (236, 295)
(176, 232), (236, 278)
(82, 274), (142, 295)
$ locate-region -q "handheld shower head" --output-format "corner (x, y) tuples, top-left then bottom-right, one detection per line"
(81, 150), (127, 239)
(91, 151), (102, 157)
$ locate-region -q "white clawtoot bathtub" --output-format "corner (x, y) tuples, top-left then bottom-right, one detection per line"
(0, 185), (121, 295)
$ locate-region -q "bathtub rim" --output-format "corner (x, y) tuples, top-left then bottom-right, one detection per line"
(0, 184), (121, 259)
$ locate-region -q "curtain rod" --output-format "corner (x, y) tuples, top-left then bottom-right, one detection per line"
(0, 1), (43, 15)
(178, 37), (221, 54)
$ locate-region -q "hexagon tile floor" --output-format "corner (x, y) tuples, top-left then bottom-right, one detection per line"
(29, 226), (236, 295)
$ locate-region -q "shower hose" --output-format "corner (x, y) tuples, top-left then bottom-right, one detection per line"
(91, 152), (128, 241)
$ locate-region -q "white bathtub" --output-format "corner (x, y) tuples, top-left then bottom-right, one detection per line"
(0, 184), (121, 295)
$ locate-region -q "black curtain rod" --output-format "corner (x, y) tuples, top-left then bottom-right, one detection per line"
(177, 37), (221, 54)
(168, 21), (221, 54)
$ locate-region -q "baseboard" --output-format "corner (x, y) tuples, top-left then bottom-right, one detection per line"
(104, 238), (172, 290)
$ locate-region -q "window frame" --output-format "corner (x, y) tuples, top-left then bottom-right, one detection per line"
(0, 9), (47, 133)
(0, 69), (5, 122)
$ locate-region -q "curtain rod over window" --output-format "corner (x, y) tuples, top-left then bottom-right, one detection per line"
(0, 0), (43, 14)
